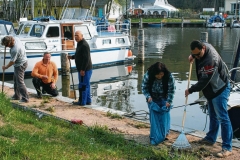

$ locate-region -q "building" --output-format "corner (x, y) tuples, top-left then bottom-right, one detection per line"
(130, 0), (178, 17)
(225, 0), (240, 14)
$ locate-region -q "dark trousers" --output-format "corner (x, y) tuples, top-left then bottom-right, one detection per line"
(78, 70), (92, 105)
(13, 62), (29, 101)
(32, 77), (58, 97)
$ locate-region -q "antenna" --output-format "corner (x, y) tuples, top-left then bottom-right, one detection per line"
(86, 0), (96, 20)
(60, 0), (71, 20)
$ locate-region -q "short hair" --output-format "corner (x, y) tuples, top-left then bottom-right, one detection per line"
(43, 52), (51, 56)
(1, 36), (14, 46)
(190, 40), (204, 50)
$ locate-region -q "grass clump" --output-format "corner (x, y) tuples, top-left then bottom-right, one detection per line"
(0, 92), (198, 159)
(106, 111), (123, 119)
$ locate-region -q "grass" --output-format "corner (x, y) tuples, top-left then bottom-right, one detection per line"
(0, 92), (198, 160)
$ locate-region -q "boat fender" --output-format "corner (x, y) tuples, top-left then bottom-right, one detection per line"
(128, 50), (132, 57)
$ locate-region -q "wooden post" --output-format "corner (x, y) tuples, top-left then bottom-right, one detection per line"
(139, 18), (143, 29)
(181, 17), (184, 28)
(200, 32), (208, 42)
(205, 18), (208, 27)
(138, 28), (144, 63)
(230, 18), (233, 29)
(61, 52), (70, 97)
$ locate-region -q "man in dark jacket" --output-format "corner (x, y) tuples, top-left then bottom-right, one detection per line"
(68, 31), (92, 106)
(185, 40), (232, 158)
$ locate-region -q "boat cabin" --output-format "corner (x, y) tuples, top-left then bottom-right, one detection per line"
(0, 20), (16, 38)
(15, 18), (130, 53)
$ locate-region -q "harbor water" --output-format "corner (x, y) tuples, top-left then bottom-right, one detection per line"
(3, 27), (240, 134)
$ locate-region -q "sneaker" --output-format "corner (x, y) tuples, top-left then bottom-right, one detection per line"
(72, 101), (81, 105)
(86, 103), (91, 105)
(11, 96), (20, 100)
(36, 95), (42, 99)
(197, 138), (214, 146)
(19, 99), (29, 103)
(42, 89), (46, 94)
(216, 149), (232, 158)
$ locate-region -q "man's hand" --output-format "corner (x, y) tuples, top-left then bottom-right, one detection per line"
(67, 55), (73, 59)
(2, 66), (7, 71)
(42, 75), (48, 80)
(80, 70), (85, 76)
(188, 55), (194, 63)
(185, 89), (190, 97)
(50, 83), (56, 89)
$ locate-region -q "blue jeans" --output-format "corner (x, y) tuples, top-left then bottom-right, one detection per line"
(205, 82), (232, 151)
(78, 70), (92, 105)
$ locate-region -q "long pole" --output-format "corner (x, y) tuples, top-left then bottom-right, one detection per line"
(2, 47), (6, 93)
(69, 59), (76, 100)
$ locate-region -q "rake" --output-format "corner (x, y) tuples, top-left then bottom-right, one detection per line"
(172, 62), (193, 149)
(2, 47), (6, 93)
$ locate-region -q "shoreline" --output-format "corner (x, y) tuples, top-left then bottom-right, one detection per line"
(1, 80), (239, 149)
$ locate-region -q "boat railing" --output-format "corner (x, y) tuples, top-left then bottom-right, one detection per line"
(96, 23), (130, 36)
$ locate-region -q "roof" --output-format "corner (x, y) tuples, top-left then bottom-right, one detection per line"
(0, 19), (14, 25)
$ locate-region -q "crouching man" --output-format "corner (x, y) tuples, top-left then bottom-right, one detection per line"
(31, 52), (59, 98)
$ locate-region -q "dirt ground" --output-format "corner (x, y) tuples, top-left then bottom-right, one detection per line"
(1, 84), (240, 159)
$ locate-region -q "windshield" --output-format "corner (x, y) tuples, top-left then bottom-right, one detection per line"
(0, 24), (8, 35)
(17, 23), (45, 37)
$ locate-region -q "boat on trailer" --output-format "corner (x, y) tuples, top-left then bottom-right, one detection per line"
(0, 17), (134, 75)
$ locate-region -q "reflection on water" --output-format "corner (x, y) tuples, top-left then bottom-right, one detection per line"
(3, 27), (240, 134)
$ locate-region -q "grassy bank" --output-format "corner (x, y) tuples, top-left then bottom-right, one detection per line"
(0, 92), (197, 160)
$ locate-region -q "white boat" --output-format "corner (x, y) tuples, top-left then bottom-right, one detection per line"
(0, 17), (134, 75)
(231, 20), (240, 28)
(0, 19), (16, 39)
(206, 15), (226, 28)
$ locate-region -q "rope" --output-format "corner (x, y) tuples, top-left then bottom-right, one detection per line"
(123, 110), (149, 120)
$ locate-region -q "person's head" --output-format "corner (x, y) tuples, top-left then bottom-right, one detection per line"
(147, 62), (169, 80)
(74, 31), (83, 42)
(190, 40), (206, 59)
(42, 52), (51, 64)
(1, 36), (15, 48)
(147, 62), (171, 98)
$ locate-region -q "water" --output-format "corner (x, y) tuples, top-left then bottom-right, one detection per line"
(3, 27), (240, 134)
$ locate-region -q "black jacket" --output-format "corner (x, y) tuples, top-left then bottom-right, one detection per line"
(73, 38), (92, 71)
(188, 42), (228, 100)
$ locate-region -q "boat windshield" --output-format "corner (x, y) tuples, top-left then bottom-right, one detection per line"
(17, 23), (45, 37)
(0, 24), (8, 35)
